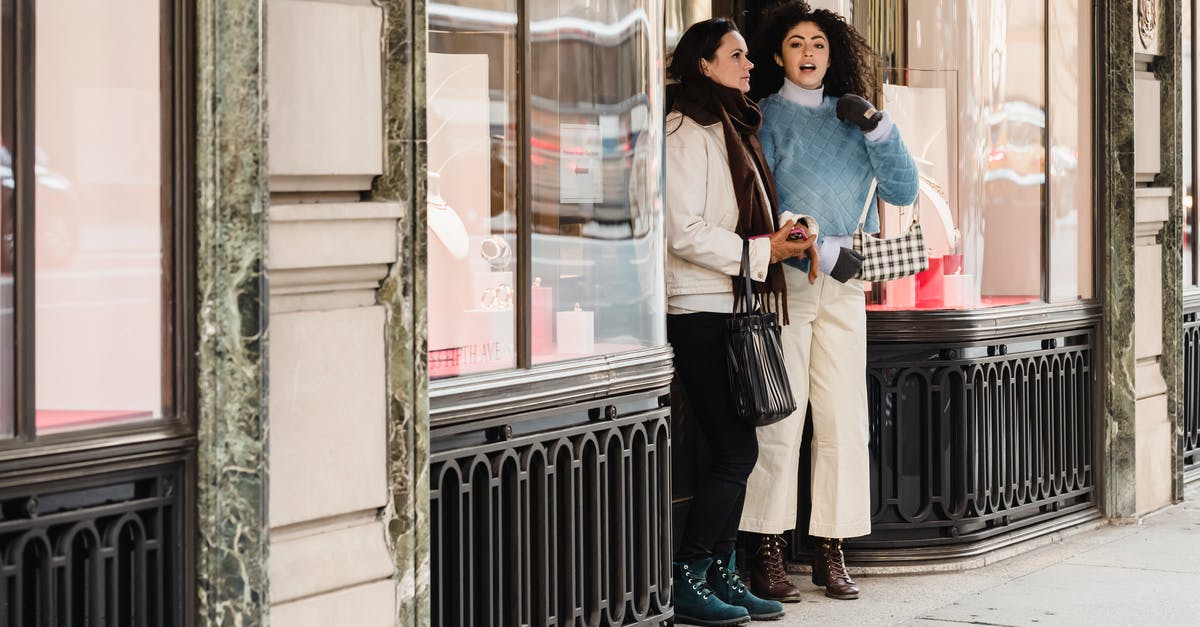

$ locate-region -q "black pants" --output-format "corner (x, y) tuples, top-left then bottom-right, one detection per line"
(669, 312), (760, 561)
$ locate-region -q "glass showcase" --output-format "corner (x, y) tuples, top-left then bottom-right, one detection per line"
(427, 1), (665, 379)
(859, 0), (1093, 310)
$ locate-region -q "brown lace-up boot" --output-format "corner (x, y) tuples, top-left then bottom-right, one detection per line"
(811, 537), (859, 600)
(748, 534), (802, 603)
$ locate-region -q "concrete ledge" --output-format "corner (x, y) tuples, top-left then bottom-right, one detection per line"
(788, 513), (1108, 575)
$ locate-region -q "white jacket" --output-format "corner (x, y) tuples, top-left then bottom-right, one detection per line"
(665, 111), (814, 303)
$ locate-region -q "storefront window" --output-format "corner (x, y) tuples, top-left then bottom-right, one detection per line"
(528, 2), (664, 365)
(1186, 0), (1196, 287)
(0, 7), (11, 438)
(427, 1), (665, 378)
(861, 0), (1092, 310)
(0, 0), (183, 441)
(426, 1), (519, 378)
(32, 0), (166, 432)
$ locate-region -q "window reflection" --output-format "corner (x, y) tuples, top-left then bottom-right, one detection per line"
(863, 0), (1090, 310)
(1186, 0), (1196, 287)
(0, 8), (10, 437)
(426, 1), (519, 378)
(34, 0), (165, 432)
(529, 2), (664, 364)
(426, 1), (665, 378)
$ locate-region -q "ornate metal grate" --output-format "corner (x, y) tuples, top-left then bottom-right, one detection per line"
(431, 399), (672, 627)
(780, 327), (1100, 560)
(1184, 309), (1200, 476)
(0, 465), (183, 626)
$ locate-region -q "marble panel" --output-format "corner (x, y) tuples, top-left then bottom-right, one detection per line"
(1101, 0), (1138, 519)
(373, 1), (430, 624)
(1152, 0), (1186, 503)
(194, 0), (269, 624)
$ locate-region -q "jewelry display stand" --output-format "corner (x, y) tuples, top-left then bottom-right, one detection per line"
(427, 52), (514, 375)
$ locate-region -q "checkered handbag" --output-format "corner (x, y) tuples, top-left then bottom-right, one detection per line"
(852, 179), (929, 282)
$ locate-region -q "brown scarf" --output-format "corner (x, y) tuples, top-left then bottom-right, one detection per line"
(669, 78), (788, 321)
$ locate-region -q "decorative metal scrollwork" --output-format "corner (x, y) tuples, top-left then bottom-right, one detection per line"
(431, 403), (672, 627)
(844, 327), (1098, 553)
(1183, 309), (1199, 473)
(0, 467), (183, 626)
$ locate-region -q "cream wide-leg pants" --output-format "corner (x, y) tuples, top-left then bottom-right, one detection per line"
(739, 266), (872, 538)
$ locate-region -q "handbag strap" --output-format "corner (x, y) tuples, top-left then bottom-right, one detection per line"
(737, 239), (754, 314)
(855, 179), (879, 229)
(855, 179), (921, 230)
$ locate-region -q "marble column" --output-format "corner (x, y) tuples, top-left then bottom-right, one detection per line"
(373, 1), (431, 625)
(194, 0), (269, 624)
(1101, 0), (1138, 519)
(1154, 0), (1186, 505)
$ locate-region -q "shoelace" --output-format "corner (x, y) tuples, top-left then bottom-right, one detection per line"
(822, 541), (853, 583)
(714, 558), (747, 594)
(681, 564), (714, 600)
(758, 536), (790, 586)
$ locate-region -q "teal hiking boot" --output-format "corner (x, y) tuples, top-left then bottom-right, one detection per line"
(709, 551), (785, 621)
(672, 558), (751, 626)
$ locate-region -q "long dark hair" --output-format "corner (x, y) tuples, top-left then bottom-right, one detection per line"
(665, 17), (740, 119)
(748, 1), (877, 102)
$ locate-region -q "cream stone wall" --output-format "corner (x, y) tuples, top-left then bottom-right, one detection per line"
(265, 0), (397, 624)
(1132, 67), (1173, 514)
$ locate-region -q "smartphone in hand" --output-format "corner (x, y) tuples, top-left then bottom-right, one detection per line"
(787, 226), (808, 241)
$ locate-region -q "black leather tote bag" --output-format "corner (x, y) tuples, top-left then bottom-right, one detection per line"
(724, 240), (797, 427)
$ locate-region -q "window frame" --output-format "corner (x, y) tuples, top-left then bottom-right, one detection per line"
(0, 0), (194, 454)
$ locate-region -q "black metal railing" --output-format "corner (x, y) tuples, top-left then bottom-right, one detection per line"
(1184, 307), (1200, 477)
(431, 396), (672, 627)
(785, 325), (1099, 561)
(0, 465), (184, 626)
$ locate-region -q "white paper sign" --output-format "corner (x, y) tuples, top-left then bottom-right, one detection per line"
(559, 123), (603, 204)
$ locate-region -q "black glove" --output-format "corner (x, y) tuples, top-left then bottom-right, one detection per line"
(836, 94), (883, 133)
(829, 247), (864, 282)
(817, 238), (865, 283)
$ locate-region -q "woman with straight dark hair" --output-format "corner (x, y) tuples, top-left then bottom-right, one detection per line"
(739, 1), (919, 604)
(664, 16), (817, 626)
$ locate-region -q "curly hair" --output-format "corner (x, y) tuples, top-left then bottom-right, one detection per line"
(748, 1), (878, 102)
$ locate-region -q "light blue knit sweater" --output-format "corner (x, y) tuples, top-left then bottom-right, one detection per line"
(760, 92), (919, 247)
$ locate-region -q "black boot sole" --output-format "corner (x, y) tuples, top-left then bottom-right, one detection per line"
(756, 592), (802, 603)
(823, 589), (859, 600)
(750, 609), (786, 620)
(673, 614), (752, 626)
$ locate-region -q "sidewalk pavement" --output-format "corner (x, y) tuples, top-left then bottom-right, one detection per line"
(772, 482), (1200, 626)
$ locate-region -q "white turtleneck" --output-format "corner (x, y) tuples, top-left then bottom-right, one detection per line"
(778, 78), (825, 108)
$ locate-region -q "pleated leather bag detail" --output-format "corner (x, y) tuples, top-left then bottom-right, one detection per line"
(724, 240), (797, 427)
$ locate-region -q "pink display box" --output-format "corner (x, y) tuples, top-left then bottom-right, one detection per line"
(915, 256), (944, 308)
(532, 285), (553, 355)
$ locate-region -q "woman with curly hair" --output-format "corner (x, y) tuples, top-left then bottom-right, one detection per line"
(738, 1), (919, 603)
